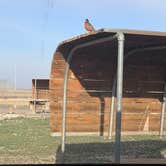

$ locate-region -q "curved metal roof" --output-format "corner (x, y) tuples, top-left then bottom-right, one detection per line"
(55, 28), (166, 56)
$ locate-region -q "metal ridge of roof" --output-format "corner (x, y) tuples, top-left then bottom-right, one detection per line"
(103, 28), (166, 36)
(58, 28), (166, 48)
(32, 78), (49, 80)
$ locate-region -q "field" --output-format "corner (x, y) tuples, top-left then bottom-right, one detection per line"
(0, 117), (166, 164)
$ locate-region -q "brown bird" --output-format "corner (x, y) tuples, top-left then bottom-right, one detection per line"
(84, 19), (95, 32)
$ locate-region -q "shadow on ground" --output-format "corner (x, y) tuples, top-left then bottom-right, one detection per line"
(55, 140), (166, 164)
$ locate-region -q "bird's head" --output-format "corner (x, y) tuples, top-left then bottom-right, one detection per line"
(85, 19), (89, 22)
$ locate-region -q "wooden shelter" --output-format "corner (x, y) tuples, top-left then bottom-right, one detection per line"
(50, 29), (166, 138)
(31, 79), (49, 112)
(32, 79), (49, 99)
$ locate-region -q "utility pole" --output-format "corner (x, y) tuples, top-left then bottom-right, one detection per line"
(14, 64), (16, 90)
(14, 64), (17, 110)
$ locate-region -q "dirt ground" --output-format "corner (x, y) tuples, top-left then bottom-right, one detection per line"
(0, 108), (49, 120)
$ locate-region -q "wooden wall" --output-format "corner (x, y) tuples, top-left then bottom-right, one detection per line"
(50, 46), (166, 135)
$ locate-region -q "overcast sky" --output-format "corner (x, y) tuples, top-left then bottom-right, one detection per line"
(0, 0), (166, 89)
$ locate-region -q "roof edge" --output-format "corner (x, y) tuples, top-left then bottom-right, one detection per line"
(104, 28), (166, 36)
(55, 28), (166, 52)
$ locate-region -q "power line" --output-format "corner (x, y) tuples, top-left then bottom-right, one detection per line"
(41, 0), (55, 62)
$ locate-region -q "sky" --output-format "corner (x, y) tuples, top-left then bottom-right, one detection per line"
(0, 0), (166, 89)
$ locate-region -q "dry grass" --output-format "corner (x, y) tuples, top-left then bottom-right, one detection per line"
(0, 117), (166, 164)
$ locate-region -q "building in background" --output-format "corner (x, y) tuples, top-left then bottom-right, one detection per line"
(30, 79), (50, 112)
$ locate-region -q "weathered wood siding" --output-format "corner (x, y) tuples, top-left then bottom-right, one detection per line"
(50, 46), (166, 135)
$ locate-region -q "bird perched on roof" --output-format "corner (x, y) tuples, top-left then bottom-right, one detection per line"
(84, 19), (95, 32)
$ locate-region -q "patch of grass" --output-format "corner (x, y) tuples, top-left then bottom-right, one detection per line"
(0, 117), (60, 164)
(58, 135), (166, 163)
(1, 117), (166, 164)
